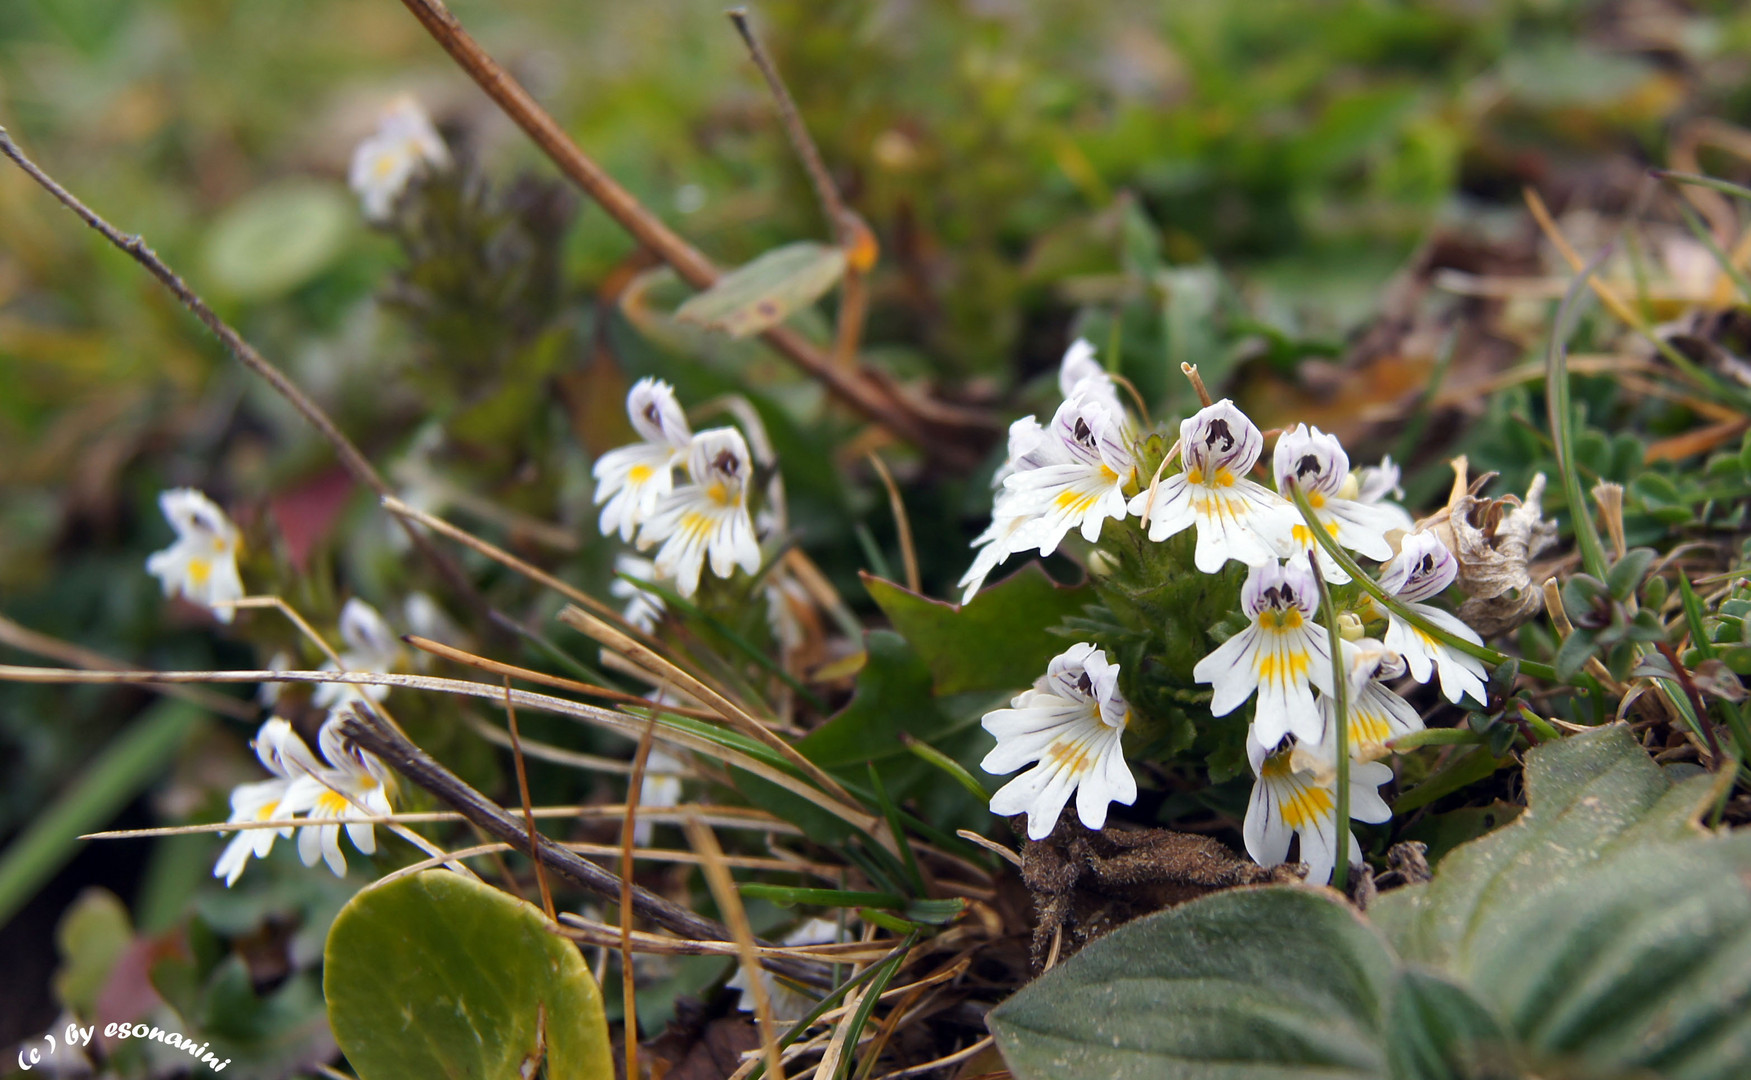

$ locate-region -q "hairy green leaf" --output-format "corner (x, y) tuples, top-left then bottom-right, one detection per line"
(674, 241), (847, 338)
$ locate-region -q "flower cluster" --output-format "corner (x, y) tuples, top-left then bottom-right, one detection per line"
(213, 713), (395, 885)
(973, 343), (1492, 883)
(593, 378), (761, 600)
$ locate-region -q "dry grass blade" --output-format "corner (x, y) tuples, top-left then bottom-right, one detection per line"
(465, 716), (635, 774)
(869, 1035), (995, 1080)
(866, 452), (920, 594)
(408, 634), (720, 719)
(686, 814), (788, 1080)
(0, 613), (256, 721)
(83, 803), (796, 840)
(558, 605), (873, 825)
(558, 915), (893, 962)
(503, 678), (556, 921)
(620, 715), (658, 1078)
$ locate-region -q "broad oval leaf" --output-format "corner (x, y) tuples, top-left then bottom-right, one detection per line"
(203, 181), (352, 300)
(989, 887), (1396, 1079)
(674, 241), (847, 338)
(324, 870), (612, 1080)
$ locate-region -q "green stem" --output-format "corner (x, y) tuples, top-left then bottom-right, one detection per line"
(1283, 486), (1559, 681)
(1294, 494), (1352, 894)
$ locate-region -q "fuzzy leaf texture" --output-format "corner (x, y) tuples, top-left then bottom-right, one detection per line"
(991, 726), (1751, 1079)
(323, 870), (613, 1080)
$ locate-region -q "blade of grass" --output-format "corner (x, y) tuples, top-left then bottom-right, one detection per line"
(740, 884), (907, 909)
(866, 765), (925, 894)
(1546, 240), (1614, 581)
(1301, 539), (1351, 894)
(0, 700), (202, 928)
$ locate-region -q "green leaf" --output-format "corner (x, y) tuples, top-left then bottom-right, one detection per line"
(1605, 547), (1657, 602)
(674, 241), (847, 338)
(324, 870), (612, 1080)
(203, 181), (352, 300)
(1385, 969), (1518, 1080)
(52, 888), (133, 1016)
(797, 631), (952, 768)
(865, 566), (1094, 695)
(990, 888), (1396, 1079)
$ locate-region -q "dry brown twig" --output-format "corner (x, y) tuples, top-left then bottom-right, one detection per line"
(391, 0), (989, 462)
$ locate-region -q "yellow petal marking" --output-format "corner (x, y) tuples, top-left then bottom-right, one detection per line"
(1045, 739), (1092, 777)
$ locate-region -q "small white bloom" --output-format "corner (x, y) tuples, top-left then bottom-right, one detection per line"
(981, 642), (1137, 841)
(990, 414), (1049, 488)
(1273, 425), (1403, 580)
(145, 489), (245, 623)
(637, 427), (761, 598)
(1318, 639), (1423, 760)
(1126, 400), (1296, 573)
(1192, 555), (1334, 746)
(633, 747), (685, 847)
(281, 715), (395, 877)
(349, 96), (450, 223)
(610, 553), (668, 632)
(1352, 454), (1415, 533)
(313, 599), (400, 711)
(1243, 727), (1393, 886)
(1057, 337), (1122, 416)
(728, 917), (846, 1024)
(213, 718), (324, 887)
(957, 503), (1052, 604)
(1379, 532), (1489, 705)
(594, 378), (695, 542)
(996, 393), (1134, 554)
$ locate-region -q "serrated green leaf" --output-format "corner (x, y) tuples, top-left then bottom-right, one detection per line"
(324, 870), (612, 1080)
(864, 566), (1094, 695)
(674, 241), (847, 338)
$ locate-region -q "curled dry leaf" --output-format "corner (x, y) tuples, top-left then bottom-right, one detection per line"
(1420, 457), (1560, 637)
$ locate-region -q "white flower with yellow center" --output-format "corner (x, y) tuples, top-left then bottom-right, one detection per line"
(1244, 728), (1393, 885)
(997, 393), (1134, 552)
(312, 599), (400, 712)
(1193, 555), (1333, 746)
(594, 378), (695, 542)
(145, 489), (246, 623)
(1126, 400), (1295, 573)
(637, 427), (761, 598)
(281, 715), (395, 877)
(1378, 531), (1489, 706)
(349, 96), (450, 223)
(981, 642), (1137, 841)
(213, 718), (323, 887)
(1272, 424), (1402, 581)
(1319, 639), (1423, 760)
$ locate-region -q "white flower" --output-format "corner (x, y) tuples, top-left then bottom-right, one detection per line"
(594, 378), (694, 542)
(349, 96), (450, 223)
(1352, 455), (1415, 533)
(633, 747), (685, 847)
(281, 715), (395, 877)
(728, 917), (846, 1024)
(995, 394), (1134, 553)
(1319, 639), (1423, 760)
(637, 427), (761, 598)
(1126, 400), (1295, 573)
(145, 489), (245, 623)
(1379, 532), (1489, 706)
(1243, 727), (1393, 886)
(990, 414), (1048, 488)
(312, 599), (400, 711)
(957, 504), (1052, 604)
(1272, 425), (1403, 580)
(610, 553), (667, 632)
(213, 718), (323, 887)
(981, 642), (1137, 841)
(1058, 337), (1122, 416)
(1192, 555), (1334, 746)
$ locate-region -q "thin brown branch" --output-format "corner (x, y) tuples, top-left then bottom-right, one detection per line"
(0, 126), (487, 615)
(392, 0), (959, 458)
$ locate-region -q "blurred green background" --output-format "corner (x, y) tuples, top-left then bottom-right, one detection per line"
(5, 0), (1751, 1056)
